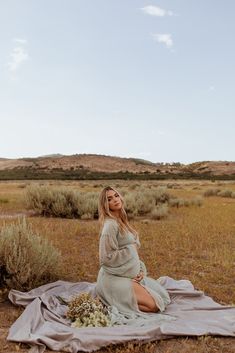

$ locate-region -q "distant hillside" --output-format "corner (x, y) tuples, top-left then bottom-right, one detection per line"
(0, 154), (234, 180)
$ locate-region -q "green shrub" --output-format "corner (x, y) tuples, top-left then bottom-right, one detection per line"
(0, 217), (61, 291)
(151, 186), (170, 203)
(124, 187), (169, 217)
(50, 190), (80, 218)
(217, 189), (233, 198)
(169, 196), (203, 208)
(150, 204), (168, 220)
(25, 185), (99, 219)
(191, 195), (203, 206)
(0, 198), (9, 204)
(17, 183), (28, 188)
(204, 188), (235, 198)
(168, 197), (185, 208)
(77, 192), (98, 219)
(203, 188), (221, 197)
(128, 183), (140, 190)
(166, 183), (183, 189)
(124, 192), (154, 216)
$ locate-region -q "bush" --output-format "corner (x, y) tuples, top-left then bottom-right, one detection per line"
(191, 195), (203, 206)
(124, 186), (202, 217)
(204, 188), (235, 198)
(203, 188), (221, 197)
(0, 217), (60, 291)
(168, 198), (185, 208)
(77, 192), (98, 219)
(217, 189), (233, 198)
(151, 186), (170, 203)
(169, 196), (203, 208)
(25, 185), (99, 219)
(123, 187), (170, 217)
(150, 204), (168, 220)
(0, 198), (9, 204)
(124, 191), (155, 217)
(25, 185), (79, 218)
(128, 183), (140, 190)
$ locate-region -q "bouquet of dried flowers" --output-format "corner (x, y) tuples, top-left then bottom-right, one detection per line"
(63, 292), (111, 328)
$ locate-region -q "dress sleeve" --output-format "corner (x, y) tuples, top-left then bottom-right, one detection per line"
(139, 260), (147, 276)
(99, 219), (140, 278)
(130, 233), (147, 276)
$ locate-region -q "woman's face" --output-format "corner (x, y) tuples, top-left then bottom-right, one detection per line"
(106, 189), (122, 212)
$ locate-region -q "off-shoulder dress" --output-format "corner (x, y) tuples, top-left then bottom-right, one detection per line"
(95, 218), (171, 319)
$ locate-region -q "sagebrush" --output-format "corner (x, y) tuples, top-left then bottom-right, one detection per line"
(0, 217), (61, 290)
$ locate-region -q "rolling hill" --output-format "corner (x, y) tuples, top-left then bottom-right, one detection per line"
(0, 154), (234, 180)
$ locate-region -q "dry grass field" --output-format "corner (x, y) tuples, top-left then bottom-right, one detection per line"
(0, 179), (235, 353)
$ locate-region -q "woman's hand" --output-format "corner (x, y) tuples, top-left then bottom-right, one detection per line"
(132, 270), (144, 283)
(133, 243), (139, 252)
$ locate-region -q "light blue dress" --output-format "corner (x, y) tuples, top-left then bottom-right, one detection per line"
(95, 218), (171, 324)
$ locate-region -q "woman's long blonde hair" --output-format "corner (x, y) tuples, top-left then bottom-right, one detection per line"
(98, 186), (138, 238)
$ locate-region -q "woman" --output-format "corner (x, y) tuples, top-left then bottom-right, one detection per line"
(95, 186), (171, 317)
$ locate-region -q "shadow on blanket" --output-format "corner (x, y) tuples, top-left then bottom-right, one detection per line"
(7, 276), (235, 353)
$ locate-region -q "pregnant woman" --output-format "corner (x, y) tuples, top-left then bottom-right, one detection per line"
(95, 186), (171, 317)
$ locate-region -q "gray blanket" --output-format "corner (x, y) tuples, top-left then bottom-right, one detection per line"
(7, 276), (235, 353)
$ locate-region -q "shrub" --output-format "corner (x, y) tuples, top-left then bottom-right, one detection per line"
(0, 198), (9, 204)
(151, 186), (170, 204)
(77, 192), (98, 219)
(169, 196), (203, 208)
(203, 188), (221, 197)
(0, 217), (60, 291)
(150, 204), (168, 220)
(166, 183), (182, 189)
(50, 189), (80, 218)
(191, 195), (203, 206)
(25, 185), (79, 217)
(204, 188), (235, 198)
(168, 197), (185, 208)
(17, 183), (28, 189)
(124, 192), (154, 217)
(123, 186), (170, 218)
(217, 189), (233, 198)
(128, 183), (140, 190)
(25, 185), (99, 219)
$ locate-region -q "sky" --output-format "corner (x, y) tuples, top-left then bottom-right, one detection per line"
(0, 0), (235, 164)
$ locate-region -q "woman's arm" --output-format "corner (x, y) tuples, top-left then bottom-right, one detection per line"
(132, 235), (147, 278)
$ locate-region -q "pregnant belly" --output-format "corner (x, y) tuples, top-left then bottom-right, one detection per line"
(101, 258), (140, 278)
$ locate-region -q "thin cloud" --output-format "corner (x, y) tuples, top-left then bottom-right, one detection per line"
(151, 33), (173, 48)
(140, 5), (173, 17)
(7, 38), (29, 72)
(14, 38), (28, 45)
(209, 85), (215, 91)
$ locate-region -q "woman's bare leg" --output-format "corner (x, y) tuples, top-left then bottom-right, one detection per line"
(132, 281), (159, 313)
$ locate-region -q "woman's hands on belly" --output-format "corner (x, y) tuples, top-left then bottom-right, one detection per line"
(132, 270), (144, 283)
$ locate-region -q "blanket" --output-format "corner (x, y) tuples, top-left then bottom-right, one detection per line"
(7, 276), (235, 353)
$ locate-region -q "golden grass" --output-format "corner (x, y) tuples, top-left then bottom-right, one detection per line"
(0, 180), (235, 353)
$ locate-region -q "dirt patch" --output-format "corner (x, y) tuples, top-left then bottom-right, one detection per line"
(0, 211), (37, 219)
